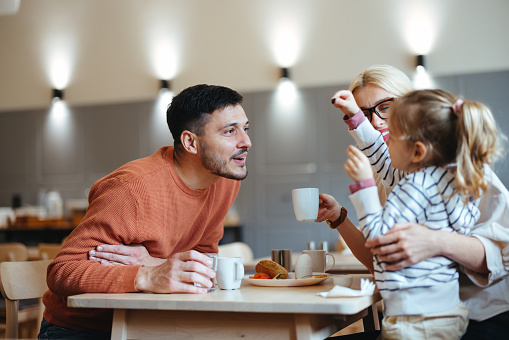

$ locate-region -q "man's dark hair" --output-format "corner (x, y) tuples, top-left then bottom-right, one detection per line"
(167, 84), (243, 146)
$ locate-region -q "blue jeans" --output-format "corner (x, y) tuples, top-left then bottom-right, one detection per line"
(461, 310), (509, 340)
(38, 318), (111, 340)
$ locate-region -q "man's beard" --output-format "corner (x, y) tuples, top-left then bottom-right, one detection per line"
(200, 142), (248, 181)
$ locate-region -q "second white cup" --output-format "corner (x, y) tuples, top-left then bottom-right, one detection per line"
(216, 257), (244, 290)
(302, 249), (335, 273)
(292, 188), (319, 221)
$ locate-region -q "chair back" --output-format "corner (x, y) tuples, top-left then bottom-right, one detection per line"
(38, 243), (62, 260)
(0, 243), (28, 262)
(0, 259), (52, 339)
(218, 242), (254, 263)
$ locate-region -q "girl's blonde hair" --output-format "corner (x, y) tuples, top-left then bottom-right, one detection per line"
(349, 65), (414, 97)
(391, 89), (503, 200)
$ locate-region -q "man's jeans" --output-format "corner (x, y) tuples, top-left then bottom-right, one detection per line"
(38, 318), (110, 340)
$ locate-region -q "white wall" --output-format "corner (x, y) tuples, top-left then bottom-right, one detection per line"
(0, 0), (508, 111)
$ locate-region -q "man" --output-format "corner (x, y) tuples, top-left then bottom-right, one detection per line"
(39, 84), (251, 339)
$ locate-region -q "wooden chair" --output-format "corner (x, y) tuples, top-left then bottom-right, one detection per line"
(218, 242), (254, 264)
(0, 260), (52, 339)
(38, 243), (62, 260)
(0, 243), (28, 262)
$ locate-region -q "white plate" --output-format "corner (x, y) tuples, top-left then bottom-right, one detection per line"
(243, 273), (330, 287)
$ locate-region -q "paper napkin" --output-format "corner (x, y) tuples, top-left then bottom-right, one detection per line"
(317, 278), (376, 298)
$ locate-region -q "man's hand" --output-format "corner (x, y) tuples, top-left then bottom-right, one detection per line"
(331, 90), (361, 117)
(344, 145), (373, 182)
(364, 223), (441, 271)
(135, 250), (215, 294)
(316, 193), (341, 223)
(89, 244), (166, 267)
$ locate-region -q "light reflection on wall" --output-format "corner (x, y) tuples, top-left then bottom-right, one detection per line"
(150, 89), (174, 149)
(398, 1), (440, 89)
(43, 33), (75, 90)
(42, 100), (75, 174)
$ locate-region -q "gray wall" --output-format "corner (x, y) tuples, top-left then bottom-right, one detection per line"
(1, 70), (509, 257)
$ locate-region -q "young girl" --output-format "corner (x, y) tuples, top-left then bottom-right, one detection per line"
(335, 89), (501, 339)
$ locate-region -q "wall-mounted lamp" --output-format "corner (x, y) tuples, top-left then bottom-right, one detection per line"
(414, 54), (432, 89)
(52, 88), (64, 103)
(160, 79), (170, 91)
(280, 67), (290, 80)
(416, 55), (425, 71)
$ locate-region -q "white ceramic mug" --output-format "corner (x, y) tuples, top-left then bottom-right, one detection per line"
(292, 188), (319, 221)
(216, 257), (244, 290)
(302, 249), (335, 273)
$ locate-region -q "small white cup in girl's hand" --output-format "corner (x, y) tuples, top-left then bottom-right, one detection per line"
(216, 257), (244, 290)
(292, 188), (319, 221)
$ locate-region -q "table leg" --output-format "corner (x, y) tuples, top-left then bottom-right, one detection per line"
(362, 303), (380, 331)
(111, 309), (127, 340)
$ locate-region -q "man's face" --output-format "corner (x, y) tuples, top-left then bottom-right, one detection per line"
(198, 104), (251, 180)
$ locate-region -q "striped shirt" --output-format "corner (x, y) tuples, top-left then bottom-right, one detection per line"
(348, 121), (480, 316)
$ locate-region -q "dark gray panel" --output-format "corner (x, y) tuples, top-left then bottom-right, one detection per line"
(79, 102), (145, 180)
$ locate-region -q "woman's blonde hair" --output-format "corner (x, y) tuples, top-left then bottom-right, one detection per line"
(391, 89), (504, 201)
(349, 65), (414, 97)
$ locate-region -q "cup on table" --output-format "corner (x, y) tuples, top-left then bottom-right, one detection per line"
(302, 249), (335, 273)
(292, 188), (319, 221)
(216, 257), (244, 290)
(271, 249), (292, 272)
(195, 253), (217, 292)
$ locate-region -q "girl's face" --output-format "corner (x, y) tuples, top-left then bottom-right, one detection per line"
(353, 84), (394, 142)
(386, 120), (414, 172)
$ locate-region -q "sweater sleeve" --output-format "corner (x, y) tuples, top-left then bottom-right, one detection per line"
(349, 178), (429, 240)
(46, 178), (142, 296)
(349, 119), (407, 191)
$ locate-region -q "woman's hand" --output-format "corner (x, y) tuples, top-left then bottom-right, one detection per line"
(331, 90), (360, 117)
(316, 193), (341, 223)
(344, 145), (373, 182)
(366, 222), (489, 273)
(365, 223), (444, 271)
(89, 243), (166, 267)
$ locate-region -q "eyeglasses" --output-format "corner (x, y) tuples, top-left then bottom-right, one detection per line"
(361, 97), (396, 122)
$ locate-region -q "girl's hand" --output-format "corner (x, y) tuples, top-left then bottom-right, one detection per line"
(344, 145), (373, 182)
(331, 90), (361, 117)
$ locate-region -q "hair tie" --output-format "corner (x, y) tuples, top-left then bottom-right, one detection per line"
(452, 99), (464, 116)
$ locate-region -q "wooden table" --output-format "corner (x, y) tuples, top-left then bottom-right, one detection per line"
(244, 252), (370, 274)
(68, 275), (380, 340)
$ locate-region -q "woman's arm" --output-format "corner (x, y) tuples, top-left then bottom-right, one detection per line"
(365, 223), (488, 273)
(316, 193), (374, 273)
(336, 218), (374, 273)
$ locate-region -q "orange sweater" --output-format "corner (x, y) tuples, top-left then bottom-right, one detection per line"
(42, 146), (240, 331)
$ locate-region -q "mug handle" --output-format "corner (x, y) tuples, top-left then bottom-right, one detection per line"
(235, 261), (245, 280)
(325, 253), (335, 272)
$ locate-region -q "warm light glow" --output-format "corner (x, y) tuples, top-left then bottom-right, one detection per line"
(413, 67), (433, 89)
(272, 24), (300, 67)
(277, 78), (297, 107)
(150, 89), (174, 147)
(157, 88), (174, 116)
(50, 100), (69, 124)
(400, 2), (439, 55)
(150, 37), (179, 80)
(43, 34), (75, 89)
(262, 2), (312, 69)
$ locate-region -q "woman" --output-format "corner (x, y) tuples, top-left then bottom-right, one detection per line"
(320, 65), (509, 339)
